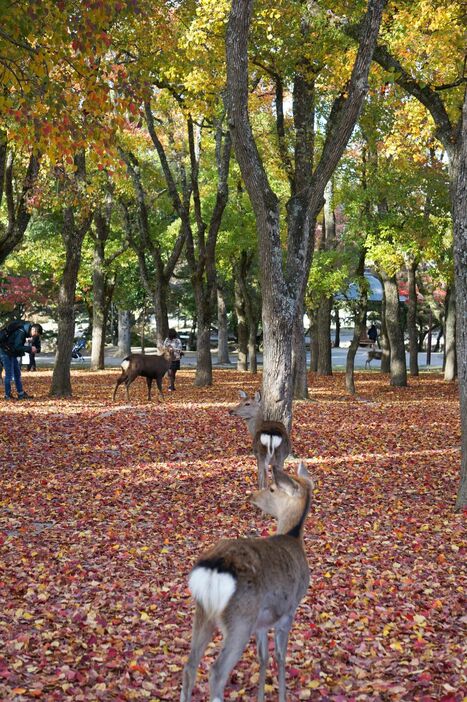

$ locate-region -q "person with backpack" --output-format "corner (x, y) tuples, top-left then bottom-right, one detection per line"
(0, 321), (43, 400)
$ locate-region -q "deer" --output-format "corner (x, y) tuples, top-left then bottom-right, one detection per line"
(229, 390), (290, 488)
(365, 348), (383, 369)
(180, 462), (314, 702)
(112, 347), (174, 402)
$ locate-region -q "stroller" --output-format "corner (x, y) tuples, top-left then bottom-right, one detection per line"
(71, 338), (86, 361)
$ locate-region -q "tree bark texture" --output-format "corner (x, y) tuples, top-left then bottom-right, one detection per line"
(0, 148), (40, 265)
(380, 281), (391, 373)
(120, 151), (184, 345)
(444, 284), (457, 381)
(234, 278), (248, 371)
(226, 0), (386, 426)
(117, 309), (132, 357)
(309, 310), (318, 373)
(216, 284), (231, 365)
(50, 207), (92, 396)
(317, 296), (333, 376)
(407, 260), (419, 377)
(382, 272), (407, 387)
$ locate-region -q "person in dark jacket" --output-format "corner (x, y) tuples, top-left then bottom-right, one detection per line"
(0, 321), (43, 400)
(27, 330), (41, 371)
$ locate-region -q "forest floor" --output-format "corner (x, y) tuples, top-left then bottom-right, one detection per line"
(0, 370), (465, 702)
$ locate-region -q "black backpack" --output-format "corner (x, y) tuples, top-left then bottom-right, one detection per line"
(0, 320), (25, 354)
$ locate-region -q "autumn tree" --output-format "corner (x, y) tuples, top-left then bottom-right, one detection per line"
(226, 0), (387, 427)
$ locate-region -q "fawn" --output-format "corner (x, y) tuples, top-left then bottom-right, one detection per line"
(229, 390), (290, 488)
(180, 462), (314, 702)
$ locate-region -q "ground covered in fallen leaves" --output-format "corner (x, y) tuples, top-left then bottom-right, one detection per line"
(0, 369), (465, 702)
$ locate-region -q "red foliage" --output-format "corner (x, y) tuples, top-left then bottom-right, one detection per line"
(0, 371), (465, 701)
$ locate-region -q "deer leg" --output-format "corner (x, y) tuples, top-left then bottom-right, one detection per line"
(256, 454), (267, 489)
(256, 629), (268, 702)
(155, 374), (164, 401)
(180, 604), (215, 702)
(113, 375), (126, 401)
(146, 377), (153, 401)
(209, 621), (252, 701)
(274, 615), (293, 702)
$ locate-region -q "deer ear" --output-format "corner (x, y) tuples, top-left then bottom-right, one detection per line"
(275, 470), (299, 496)
(239, 389), (248, 399)
(298, 461), (314, 489)
(254, 390), (261, 403)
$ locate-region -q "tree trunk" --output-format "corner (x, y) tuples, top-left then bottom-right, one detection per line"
(380, 289), (391, 373)
(117, 309), (132, 357)
(248, 325), (258, 374)
(152, 279), (169, 345)
(0, 149), (40, 265)
(451, 99), (467, 509)
(333, 307), (341, 347)
(90, 240), (106, 370)
(234, 278), (248, 371)
(195, 313), (212, 386)
(382, 272), (407, 387)
(346, 302), (367, 395)
(317, 296), (333, 376)
(226, 0), (386, 427)
(50, 208), (91, 396)
(407, 260), (419, 377)
(216, 284), (231, 364)
(444, 284), (457, 381)
(309, 310), (318, 372)
(292, 298), (308, 398)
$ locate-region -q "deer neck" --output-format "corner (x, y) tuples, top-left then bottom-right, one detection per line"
(275, 490), (311, 539)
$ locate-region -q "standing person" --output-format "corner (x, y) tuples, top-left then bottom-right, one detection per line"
(163, 328), (183, 391)
(368, 322), (378, 347)
(0, 321), (43, 400)
(27, 328), (42, 371)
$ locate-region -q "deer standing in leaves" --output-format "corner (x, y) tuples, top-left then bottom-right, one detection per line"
(229, 390), (290, 488)
(180, 462), (314, 702)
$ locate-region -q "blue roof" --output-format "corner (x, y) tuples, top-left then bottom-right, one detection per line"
(337, 271), (406, 303)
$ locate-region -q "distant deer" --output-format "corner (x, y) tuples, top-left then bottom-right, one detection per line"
(180, 462), (314, 702)
(229, 390), (290, 488)
(112, 347), (174, 402)
(365, 348), (383, 369)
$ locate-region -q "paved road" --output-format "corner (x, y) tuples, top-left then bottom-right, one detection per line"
(33, 346), (444, 371)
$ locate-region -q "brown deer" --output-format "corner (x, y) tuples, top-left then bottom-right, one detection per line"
(229, 390), (290, 488)
(180, 462), (314, 702)
(112, 347), (174, 402)
(365, 348), (383, 369)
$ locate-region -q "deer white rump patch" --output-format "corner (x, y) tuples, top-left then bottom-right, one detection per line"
(188, 566), (236, 617)
(260, 433), (282, 449)
(121, 359), (130, 371)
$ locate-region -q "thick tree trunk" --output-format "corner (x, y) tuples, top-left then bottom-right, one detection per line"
(216, 284), (231, 364)
(226, 0), (386, 426)
(309, 310), (318, 372)
(50, 208), (91, 397)
(382, 272), (407, 387)
(444, 284), (457, 381)
(451, 96), (467, 510)
(248, 325), (258, 374)
(152, 280), (169, 345)
(117, 309), (132, 357)
(90, 243), (106, 370)
(407, 260), (419, 377)
(195, 314), (212, 387)
(317, 296), (333, 376)
(234, 278), (248, 371)
(292, 299), (308, 398)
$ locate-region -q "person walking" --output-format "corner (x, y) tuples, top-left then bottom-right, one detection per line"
(368, 322), (378, 347)
(0, 321), (43, 400)
(163, 328), (183, 391)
